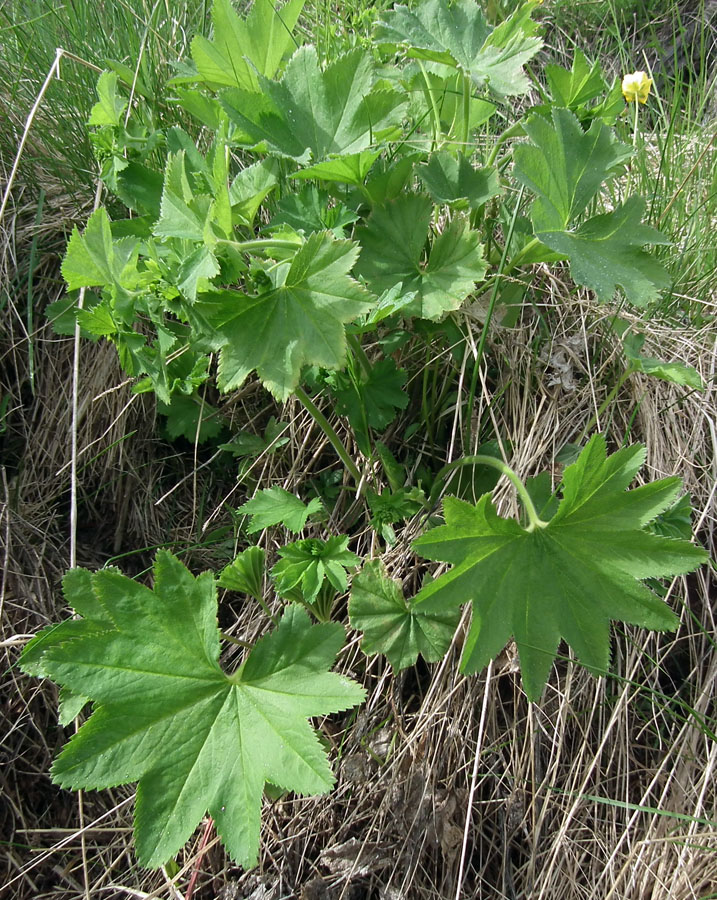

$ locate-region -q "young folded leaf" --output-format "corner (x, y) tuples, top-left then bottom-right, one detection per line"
(20, 552), (365, 869)
(272, 536), (360, 604)
(411, 435), (708, 700)
(219, 546), (266, 600)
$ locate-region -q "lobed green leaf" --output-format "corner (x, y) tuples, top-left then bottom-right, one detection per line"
(409, 435), (708, 700)
(21, 552), (364, 869)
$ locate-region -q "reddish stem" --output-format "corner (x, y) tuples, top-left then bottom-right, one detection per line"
(185, 817), (214, 900)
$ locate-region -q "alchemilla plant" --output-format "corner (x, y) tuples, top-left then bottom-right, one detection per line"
(22, 0), (708, 871)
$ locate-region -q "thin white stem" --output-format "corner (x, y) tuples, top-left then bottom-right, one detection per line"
(70, 177), (104, 900)
(455, 659), (493, 900)
(70, 177), (105, 569)
(0, 49), (63, 227)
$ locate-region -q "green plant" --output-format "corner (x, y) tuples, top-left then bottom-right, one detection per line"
(351, 434), (707, 699)
(20, 0), (710, 876)
(20, 553), (365, 868)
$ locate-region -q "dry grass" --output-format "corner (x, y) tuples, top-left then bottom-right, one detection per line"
(2, 2), (716, 891)
(2, 214), (715, 898)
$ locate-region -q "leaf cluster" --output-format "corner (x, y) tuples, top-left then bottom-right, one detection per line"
(25, 0), (711, 879)
(57, 0), (673, 433)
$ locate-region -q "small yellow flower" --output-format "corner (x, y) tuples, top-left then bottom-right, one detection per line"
(621, 71), (652, 104)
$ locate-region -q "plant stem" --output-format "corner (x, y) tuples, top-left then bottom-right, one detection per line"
(251, 593), (278, 625)
(429, 454), (548, 531)
(464, 186), (525, 448)
(461, 70), (471, 150)
(577, 366), (635, 443)
(421, 344), (436, 449)
(417, 58), (442, 150)
(220, 632), (253, 649)
(216, 237), (302, 254)
(294, 385), (362, 487)
(347, 332), (372, 378)
(506, 235), (541, 272)
(485, 120), (525, 168)
(625, 100), (640, 197)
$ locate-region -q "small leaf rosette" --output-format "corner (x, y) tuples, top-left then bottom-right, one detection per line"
(621, 70), (652, 104)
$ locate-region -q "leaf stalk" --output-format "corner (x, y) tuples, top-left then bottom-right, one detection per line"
(216, 237), (302, 254)
(429, 454), (548, 530)
(417, 58), (442, 150)
(464, 185), (525, 448)
(461, 70), (471, 149)
(294, 385), (362, 488)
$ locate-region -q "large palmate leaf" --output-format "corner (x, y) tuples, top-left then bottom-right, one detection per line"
(405, 435), (707, 700)
(198, 232), (375, 400)
(20, 568), (109, 698)
(355, 194), (487, 320)
(350, 560), (460, 669)
(513, 109), (669, 305)
(375, 0), (542, 98)
(221, 46), (406, 163)
(191, 0), (306, 91)
(20, 568), (110, 726)
(513, 109), (632, 231)
(20, 552), (364, 868)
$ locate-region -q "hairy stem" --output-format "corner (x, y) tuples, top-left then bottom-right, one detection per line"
(220, 632), (254, 649)
(347, 332), (372, 379)
(506, 235), (541, 272)
(461, 70), (471, 150)
(577, 366), (635, 443)
(294, 385), (362, 487)
(417, 58), (442, 150)
(216, 237), (302, 253)
(429, 454), (548, 531)
(625, 100), (640, 197)
(464, 186), (525, 448)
